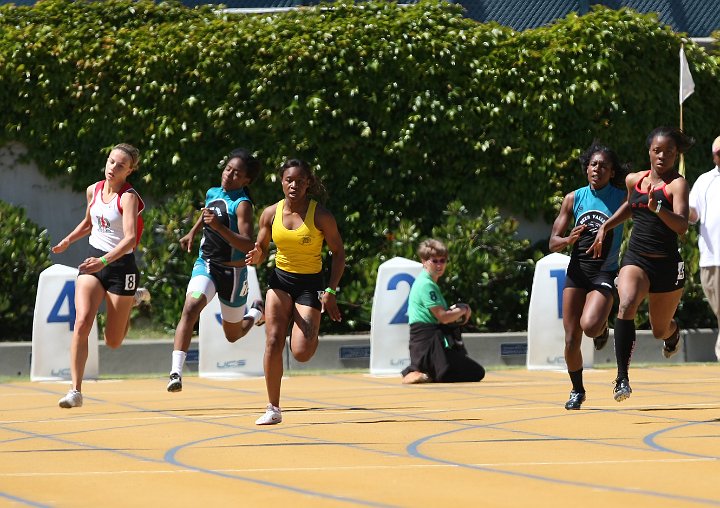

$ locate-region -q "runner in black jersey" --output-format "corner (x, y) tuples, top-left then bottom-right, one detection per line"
(549, 142), (627, 410)
(589, 127), (694, 402)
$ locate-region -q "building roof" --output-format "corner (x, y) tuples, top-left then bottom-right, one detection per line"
(208, 0), (719, 37)
(455, 0), (719, 37)
(1, 0), (717, 37)
(456, 0), (581, 31)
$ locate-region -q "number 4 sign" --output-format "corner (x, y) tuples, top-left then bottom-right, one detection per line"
(31, 264), (99, 381)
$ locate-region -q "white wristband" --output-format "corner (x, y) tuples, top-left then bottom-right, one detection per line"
(653, 200), (662, 214)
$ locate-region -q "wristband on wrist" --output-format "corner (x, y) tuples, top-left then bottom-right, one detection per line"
(324, 287), (337, 295)
(653, 200), (662, 214)
(100, 256), (109, 266)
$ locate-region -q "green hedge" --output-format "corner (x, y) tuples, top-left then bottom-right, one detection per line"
(344, 202), (537, 332)
(0, 201), (52, 340)
(135, 190), (199, 330)
(2, 0), (719, 335)
(2, 0), (718, 218)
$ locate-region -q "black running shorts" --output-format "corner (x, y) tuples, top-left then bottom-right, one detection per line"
(621, 249), (685, 293)
(268, 267), (323, 310)
(564, 260), (616, 295)
(86, 246), (140, 296)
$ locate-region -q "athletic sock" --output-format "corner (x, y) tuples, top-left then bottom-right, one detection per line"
(614, 318), (636, 380)
(171, 350), (187, 376)
(568, 368), (584, 393)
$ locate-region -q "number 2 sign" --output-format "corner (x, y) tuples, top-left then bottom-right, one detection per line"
(369, 257), (424, 375)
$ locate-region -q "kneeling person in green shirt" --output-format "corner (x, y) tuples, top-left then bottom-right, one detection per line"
(401, 239), (485, 384)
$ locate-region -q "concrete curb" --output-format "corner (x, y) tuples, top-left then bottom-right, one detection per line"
(3, 329), (717, 379)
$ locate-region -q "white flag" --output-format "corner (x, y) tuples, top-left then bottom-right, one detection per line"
(680, 46), (695, 104)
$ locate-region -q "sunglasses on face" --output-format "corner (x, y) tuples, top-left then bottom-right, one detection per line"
(429, 257), (448, 264)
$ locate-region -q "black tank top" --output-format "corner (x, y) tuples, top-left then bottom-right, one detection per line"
(627, 171), (678, 257)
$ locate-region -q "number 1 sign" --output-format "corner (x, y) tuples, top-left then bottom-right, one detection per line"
(526, 252), (594, 370)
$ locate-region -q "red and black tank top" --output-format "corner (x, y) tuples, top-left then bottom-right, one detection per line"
(627, 170), (678, 257)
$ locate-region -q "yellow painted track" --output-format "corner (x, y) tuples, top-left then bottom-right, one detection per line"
(1, 366), (719, 507)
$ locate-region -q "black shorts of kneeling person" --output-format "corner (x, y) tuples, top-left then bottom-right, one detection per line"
(401, 323), (485, 383)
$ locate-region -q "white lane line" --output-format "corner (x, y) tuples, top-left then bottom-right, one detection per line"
(2, 401), (719, 425)
(2, 457), (716, 477)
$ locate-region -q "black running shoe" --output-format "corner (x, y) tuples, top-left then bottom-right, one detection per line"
(613, 377), (632, 402)
(167, 373), (182, 393)
(564, 390), (586, 410)
(593, 325), (609, 351)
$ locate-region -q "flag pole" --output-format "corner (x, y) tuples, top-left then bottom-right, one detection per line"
(679, 43), (686, 177)
(680, 42), (685, 133)
(680, 86), (685, 176)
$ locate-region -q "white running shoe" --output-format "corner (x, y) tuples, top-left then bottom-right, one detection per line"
(255, 403), (282, 425)
(58, 389), (83, 408)
(167, 373), (182, 392)
(133, 288), (151, 307)
(251, 299), (265, 326)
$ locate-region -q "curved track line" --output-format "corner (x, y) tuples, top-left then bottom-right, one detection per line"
(0, 492), (51, 508)
(163, 434), (400, 508)
(406, 422), (720, 506)
(644, 420), (720, 459)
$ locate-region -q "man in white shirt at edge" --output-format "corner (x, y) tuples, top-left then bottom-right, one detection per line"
(689, 135), (720, 360)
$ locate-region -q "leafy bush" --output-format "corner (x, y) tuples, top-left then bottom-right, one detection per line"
(676, 228), (716, 330)
(434, 203), (538, 332)
(136, 190), (201, 330)
(337, 202), (539, 332)
(0, 201), (52, 340)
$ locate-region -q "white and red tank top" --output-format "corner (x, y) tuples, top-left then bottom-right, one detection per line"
(88, 180), (145, 254)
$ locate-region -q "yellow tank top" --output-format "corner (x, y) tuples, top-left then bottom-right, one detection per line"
(272, 199), (324, 274)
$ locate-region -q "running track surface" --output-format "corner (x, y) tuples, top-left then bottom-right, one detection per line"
(1, 366), (719, 507)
